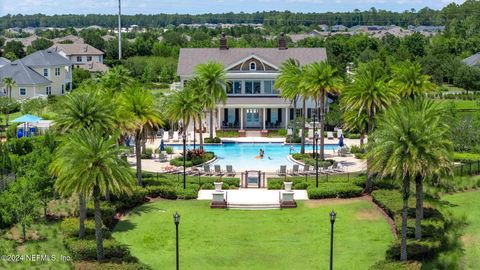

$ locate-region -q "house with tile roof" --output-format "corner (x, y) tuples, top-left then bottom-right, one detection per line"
(50, 43), (109, 73)
(0, 49), (73, 100)
(177, 33), (329, 132)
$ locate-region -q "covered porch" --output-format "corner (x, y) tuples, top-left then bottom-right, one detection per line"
(218, 106), (290, 130)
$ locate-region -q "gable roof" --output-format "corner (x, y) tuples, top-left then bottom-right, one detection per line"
(0, 57), (11, 67)
(0, 60), (51, 85)
(463, 52), (480, 67)
(177, 48), (327, 76)
(21, 49), (72, 67)
(79, 61), (110, 73)
(50, 43), (104, 56)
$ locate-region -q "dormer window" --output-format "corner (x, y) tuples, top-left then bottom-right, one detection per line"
(250, 62), (256, 71)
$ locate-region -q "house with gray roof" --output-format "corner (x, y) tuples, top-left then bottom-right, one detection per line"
(177, 33), (328, 133)
(50, 43), (109, 73)
(0, 57), (11, 68)
(0, 49), (73, 100)
(463, 52), (480, 68)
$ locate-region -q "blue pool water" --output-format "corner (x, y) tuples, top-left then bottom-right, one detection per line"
(171, 142), (339, 171)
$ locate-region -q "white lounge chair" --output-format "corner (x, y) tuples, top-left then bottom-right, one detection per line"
(214, 165), (224, 176)
(327, 132), (334, 140)
(289, 164), (300, 176)
(277, 165), (287, 176)
(225, 165), (236, 177)
(203, 165), (213, 176)
(299, 165), (311, 176)
(172, 131), (179, 142)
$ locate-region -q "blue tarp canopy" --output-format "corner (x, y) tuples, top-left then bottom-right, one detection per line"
(11, 114), (42, 123)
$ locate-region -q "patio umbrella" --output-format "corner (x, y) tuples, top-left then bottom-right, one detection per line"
(11, 114), (42, 123)
(159, 139), (165, 152)
(338, 134), (345, 147)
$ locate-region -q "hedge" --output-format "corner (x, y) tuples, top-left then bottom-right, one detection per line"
(170, 152), (215, 167)
(307, 183), (363, 199)
(60, 218), (111, 239)
(74, 262), (150, 270)
(64, 237), (135, 261)
(453, 152), (480, 162)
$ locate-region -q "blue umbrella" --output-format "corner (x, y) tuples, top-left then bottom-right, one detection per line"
(338, 134), (345, 147)
(159, 139), (165, 152)
(11, 114), (42, 123)
(125, 137), (131, 147)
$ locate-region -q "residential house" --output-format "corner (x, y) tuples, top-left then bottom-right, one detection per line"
(0, 49), (73, 100)
(50, 43), (109, 73)
(0, 57), (11, 68)
(52, 35), (85, 44)
(177, 33), (328, 133)
(463, 52), (480, 68)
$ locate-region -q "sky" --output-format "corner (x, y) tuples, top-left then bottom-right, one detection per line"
(0, 0), (466, 15)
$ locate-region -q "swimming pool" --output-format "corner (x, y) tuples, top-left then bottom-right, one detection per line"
(171, 142), (339, 171)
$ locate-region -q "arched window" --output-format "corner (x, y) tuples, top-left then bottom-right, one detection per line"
(250, 62), (256, 71)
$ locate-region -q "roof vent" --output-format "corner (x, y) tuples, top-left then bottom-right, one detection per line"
(278, 32), (287, 50)
(219, 32), (228, 50)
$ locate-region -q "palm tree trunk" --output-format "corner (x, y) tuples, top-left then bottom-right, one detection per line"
(319, 90), (326, 160)
(141, 139), (147, 154)
(78, 193), (86, 238)
(359, 132), (365, 146)
(105, 183), (110, 202)
(135, 133), (143, 186)
(22, 223), (26, 242)
(198, 117), (204, 151)
(292, 96), (297, 137)
(365, 115), (375, 193)
(209, 109), (214, 139)
(401, 176), (410, 261)
(415, 175), (423, 240)
(300, 99), (306, 154)
(93, 185), (104, 261)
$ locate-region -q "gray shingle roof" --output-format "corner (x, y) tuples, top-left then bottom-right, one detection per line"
(50, 43), (104, 56)
(0, 57), (11, 67)
(463, 52), (480, 67)
(21, 49), (72, 67)
(177, 48), (327, 76)
(0, 60), (51, 85)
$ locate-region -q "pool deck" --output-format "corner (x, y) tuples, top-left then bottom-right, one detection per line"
(132, 136), (366, 173)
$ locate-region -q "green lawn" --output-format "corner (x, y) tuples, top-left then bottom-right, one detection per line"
(113, 199), (393, 270)
(443, 191), (480, 270)
(0, 221), (73, 270)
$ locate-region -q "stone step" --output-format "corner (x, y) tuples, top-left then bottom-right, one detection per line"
(227, 203), (281, 210)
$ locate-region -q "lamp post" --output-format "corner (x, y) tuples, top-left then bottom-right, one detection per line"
(312, 112), (316, 159)
(329, 210), (336, 270)
(173, 212), (180, 270)
(193, 121), (196, 150)
(182, 133), (186, 189)
(315, 132), (319, 188)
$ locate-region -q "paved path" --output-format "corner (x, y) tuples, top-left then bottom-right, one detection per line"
(198, 188), (308, 203)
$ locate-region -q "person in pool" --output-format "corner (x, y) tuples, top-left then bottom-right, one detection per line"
(259, 148), (265, 158)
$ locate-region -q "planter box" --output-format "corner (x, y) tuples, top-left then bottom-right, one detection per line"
(284, 182), (293, 191)
(214, 182), (223, 192)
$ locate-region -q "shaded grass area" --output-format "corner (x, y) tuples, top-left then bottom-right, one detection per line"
(442, 191), (480, 270)
(0, 221), (73, 270)
(113, 200), (393, 270)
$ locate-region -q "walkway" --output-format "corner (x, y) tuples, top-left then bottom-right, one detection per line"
(198, 188), (308, 203)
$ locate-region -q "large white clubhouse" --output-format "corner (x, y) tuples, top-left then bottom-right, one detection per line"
(177, 33), (328, 134)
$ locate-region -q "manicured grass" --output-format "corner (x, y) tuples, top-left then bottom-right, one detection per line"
(443, 191), (480, 269)
(113, 199), (393, 270)
(0, 221), (73, 270)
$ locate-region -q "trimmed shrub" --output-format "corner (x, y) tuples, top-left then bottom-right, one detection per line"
(165, 146), (174, 154)
(267, 179), (283, 190)
(148, 186), (177, 199)
(307, 183), (363, 199)
(176, 188), (197, 199)
(204, 137), (221, 143)
(74, 262), (150, 270)
(64, 237), (134, 261)
(346, 133), (361, 139)
(60, 217), (111, 239)
(141, 148), (153, 159)
(386, 240), (442, 261)
(200, 182), (214, 190)
(453, 152), (480, 162)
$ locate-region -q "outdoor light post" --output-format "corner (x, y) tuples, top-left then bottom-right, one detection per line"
(315, 132), (319, 188)
(193, 121), (196, 150)
(173, 212), (181, 270)
(329, 210), (336, 270)
(312, 112), (316, 159)
(182, 133), (186, 189)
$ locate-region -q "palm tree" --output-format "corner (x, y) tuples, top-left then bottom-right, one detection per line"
(275, 58), (306, 152)
(342, 107), (368, 146)
(391, 60), (439, 240)
(367, 98), (452, 261)
(342, 60), (398, 192)
(187, 76), (208, 150)
(101, 65), (133, 93)
(195, 62), (227, 139)
(303, 62), (343, 160)
(166, 85), (203, 137)
(54, 87), (116, 238)
(2, 77), (15, 126)
(390, 61), (436, 99)
(50, 130), (135, 261)
(119, 86), (163, 186)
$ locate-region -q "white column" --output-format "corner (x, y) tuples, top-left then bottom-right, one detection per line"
(263, 107), (266, 130)
(217, 108), (221, 129)
(240, 108), (244, 130)
(285, 108), (289, 128)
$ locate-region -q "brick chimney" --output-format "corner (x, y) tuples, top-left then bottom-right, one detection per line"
(278, 32), (287, 50)
(219, 32), (228, 50)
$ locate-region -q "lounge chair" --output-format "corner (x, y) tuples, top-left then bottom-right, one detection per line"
(289, 164), (300, 176)
(327, 131), (334, 140)
(214, 165), (224, 176)
(225, 165), (236, 177)
(299, 165), (311, 176)
(333, 163), (345, 173)
(172, 131), (179, 142)
(276, 165), (287, 176)
(158, 153), (168, 162)
(324, 165), (336, 174)
(203, 165), (213, 176)
(188, 166), (202, 176)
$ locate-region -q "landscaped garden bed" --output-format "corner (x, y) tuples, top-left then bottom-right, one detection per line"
(169, 149), (215, 167)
